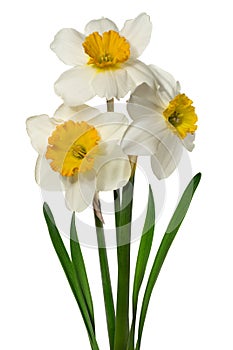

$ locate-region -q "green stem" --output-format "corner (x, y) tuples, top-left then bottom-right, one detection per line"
(94, 199), (115, 350)
(107, 97), (114, 112)
(114, 161), (136, 350)
(127, 186), (155, 350)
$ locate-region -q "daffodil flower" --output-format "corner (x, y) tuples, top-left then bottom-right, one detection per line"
(122, 65), (198, 179)
(26, 105), (131, 211)
(50, 13), (154, 106)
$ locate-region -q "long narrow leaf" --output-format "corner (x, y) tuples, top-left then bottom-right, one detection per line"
(94, 212), (115, 350)
(43, 203), (99, 350)
(127, 185), (155, 350)
(70, 213), (95, 332)
(114, 173), (135, 350)
(136, 173), (201, 350)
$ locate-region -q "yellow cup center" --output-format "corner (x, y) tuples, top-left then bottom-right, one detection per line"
(82, 30), (130, 68)
(46, 121), (101, 176)
(163, 93), (198, 139)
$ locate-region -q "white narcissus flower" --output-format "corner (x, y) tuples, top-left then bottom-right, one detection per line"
(50, 13), (155, 106)
(26, 105), (131, 212)
(121, 65), (198, 179)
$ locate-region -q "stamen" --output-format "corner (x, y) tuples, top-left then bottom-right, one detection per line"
(72, 145), (87, 159)
(168, 112), (182, 127)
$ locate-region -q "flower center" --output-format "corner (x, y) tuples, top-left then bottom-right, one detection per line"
(163, 93), (198, 139)
(46, 121), (101, 176)
(82, 30), (130, 68)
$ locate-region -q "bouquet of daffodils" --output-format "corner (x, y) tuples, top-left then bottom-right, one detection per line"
(26, 13), (201, 350)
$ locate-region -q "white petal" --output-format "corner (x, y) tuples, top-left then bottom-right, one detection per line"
(26, 115), (56, 154)
(54, 103), (100, 122)
(130, 83), (158, 106)
(127, 65), (181, 121)
(35, 155), (62, 190)
(121, 117), (167, 156)
(94, 142), (131, 191)
(63, 170), (96, 212)
(150, 131), (183, 179)
(182, 133), (195, 151)
(127, 70), (180, 123)
(128, 83), (165, 120)
(149, 65), (180, 101)
(92, 69), (119, 100)
(90, 112), (128, 141)
(89, 61), (154, 101)
(111, 67), (133, 97)
(92, 68), (131, 100)
(35, 155), (42, 184)
(123, 60), (155, 93)
(50, 28), (87, 65)
(54, 65), (96, 106)
(120, 13), (152, 59)
(84, 18), (118, 35)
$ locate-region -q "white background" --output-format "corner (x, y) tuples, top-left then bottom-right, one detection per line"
(1, 0), (233, 349)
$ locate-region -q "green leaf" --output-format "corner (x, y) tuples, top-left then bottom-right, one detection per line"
(94, 213), (115, 350)
(114, 174), (135, 350)
(70, 213), (95, 333)
(127, 185), (155, 350)
(136, 173), (201, 350)
(43, 203), (99, 350)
